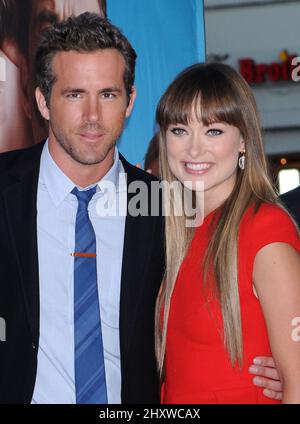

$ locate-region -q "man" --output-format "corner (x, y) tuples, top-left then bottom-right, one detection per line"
(281, 186), (300, 229)
(0, 12), (164, 404)
(0, 12), (282, 404)
(0, 0), (106, 152)
(26, 0), (107, 144)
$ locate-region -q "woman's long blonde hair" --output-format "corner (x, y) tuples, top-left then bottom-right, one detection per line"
(155, 63), (279, 375)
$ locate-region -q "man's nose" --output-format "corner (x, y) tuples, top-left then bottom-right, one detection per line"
(84, 97), (102, 123)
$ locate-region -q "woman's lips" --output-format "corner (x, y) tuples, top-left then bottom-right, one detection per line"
(184, 162), (214, 174)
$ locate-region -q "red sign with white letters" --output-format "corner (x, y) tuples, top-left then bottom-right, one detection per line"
(239, 51), (298, 84)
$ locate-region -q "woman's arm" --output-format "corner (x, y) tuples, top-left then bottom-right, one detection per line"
(253, 242), (300, 404)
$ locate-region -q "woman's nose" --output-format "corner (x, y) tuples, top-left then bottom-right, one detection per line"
(187, 133), (205, 158)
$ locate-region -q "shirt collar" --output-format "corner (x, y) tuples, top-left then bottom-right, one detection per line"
(39, 140), (125, 208)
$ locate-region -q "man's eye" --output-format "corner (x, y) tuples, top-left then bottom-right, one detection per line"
(102, 92), (116, 99)
(207, 129), (223, 136)
(66, 93), (81, 99)
(170, 127), (186, 136)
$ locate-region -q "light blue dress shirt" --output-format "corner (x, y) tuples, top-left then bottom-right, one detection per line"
(32, 141), (127, 404)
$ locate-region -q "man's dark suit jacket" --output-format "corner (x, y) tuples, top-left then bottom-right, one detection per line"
(280, 186), (300, 229)
(0, 142), (165, 404)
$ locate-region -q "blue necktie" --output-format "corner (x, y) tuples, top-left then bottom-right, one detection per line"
(72, 187), (108, 404)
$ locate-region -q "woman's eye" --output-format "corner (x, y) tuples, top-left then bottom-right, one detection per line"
(170, 127), (186, 136)
(207, 128), (223, 136)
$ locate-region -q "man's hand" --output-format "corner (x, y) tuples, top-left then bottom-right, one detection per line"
(249, 357), (282, 400)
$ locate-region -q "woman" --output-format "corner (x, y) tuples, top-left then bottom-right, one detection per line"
(155, 63), (300, 404)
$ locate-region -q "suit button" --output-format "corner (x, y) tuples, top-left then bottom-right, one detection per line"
(32, 342), (36, 350)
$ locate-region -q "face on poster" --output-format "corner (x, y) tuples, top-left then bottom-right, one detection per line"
(0, 0), (33, 152)
(29, 0), (105, 49)
(0, 48), (33, 152)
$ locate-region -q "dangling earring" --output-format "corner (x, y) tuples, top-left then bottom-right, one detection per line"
(238, 151), (245, 170)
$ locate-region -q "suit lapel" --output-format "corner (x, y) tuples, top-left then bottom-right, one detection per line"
(1, 145), (43, 345)
(119, 156), (157, 358)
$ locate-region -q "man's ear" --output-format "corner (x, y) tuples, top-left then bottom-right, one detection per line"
(125, 86), (137, 118)
(35, 87), (50, 121)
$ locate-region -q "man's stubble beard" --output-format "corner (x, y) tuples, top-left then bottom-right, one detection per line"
(49, 119), (120, 166)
